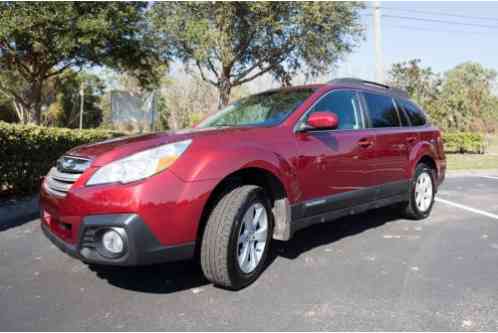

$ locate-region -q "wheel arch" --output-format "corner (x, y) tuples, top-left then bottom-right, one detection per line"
(418, 155), (437, 173)
(196, 166), (293, 256)
(408, 141), (438, 178)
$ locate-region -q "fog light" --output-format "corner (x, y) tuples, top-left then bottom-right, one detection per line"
(102, 229), (124, 254)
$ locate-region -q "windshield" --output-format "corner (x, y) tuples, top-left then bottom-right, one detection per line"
(198, 88), (315, 128)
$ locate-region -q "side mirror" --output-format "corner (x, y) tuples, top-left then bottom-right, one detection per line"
(305, 112), (339, 130)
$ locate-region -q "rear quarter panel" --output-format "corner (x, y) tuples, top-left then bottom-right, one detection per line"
(409, 126), (446, 184)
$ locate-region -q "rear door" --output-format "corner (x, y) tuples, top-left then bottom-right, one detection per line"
(395, 98), (423, 166)
(294, 89), (376, 217)
(360, 92), (410, 198)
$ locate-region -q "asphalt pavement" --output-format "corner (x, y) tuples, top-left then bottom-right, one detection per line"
(1, 174), (498, 331)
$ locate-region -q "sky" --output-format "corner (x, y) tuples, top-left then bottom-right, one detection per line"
(337, 1), (498, 80)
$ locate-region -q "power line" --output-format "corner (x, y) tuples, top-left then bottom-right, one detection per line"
(382, 14), (498, 29)
(384, 23), (496, 36)
(364, 13), (498, 30)
(379, 6), (498, 23)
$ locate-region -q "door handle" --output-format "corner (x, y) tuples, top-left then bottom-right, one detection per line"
(358, 138), (373, 148)
(406, 136), (417, 143)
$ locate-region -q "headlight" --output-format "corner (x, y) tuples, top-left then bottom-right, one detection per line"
(87, 139), (192, 185)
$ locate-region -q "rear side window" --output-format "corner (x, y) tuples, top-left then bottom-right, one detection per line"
(395, 100), (411, 127)
(398, 99), (427, 126)
(307, 90), (362, 130)
(363, 92), (400, 128)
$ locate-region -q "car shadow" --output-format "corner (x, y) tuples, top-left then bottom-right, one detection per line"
(270, 206), (402, 261)
(0, 212), (40, 232)
(0, 195), (40, 232)
(90, 205), (402, 294)
(89, 260), (208, 294)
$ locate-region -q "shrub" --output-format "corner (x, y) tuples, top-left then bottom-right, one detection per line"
(443, 132), (486, 154)
(0, 122), (124, 196)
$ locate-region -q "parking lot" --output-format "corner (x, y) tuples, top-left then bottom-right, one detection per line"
(1, 173), (498, 331)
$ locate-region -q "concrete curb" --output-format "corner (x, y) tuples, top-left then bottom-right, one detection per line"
(0, 194), (40, 231)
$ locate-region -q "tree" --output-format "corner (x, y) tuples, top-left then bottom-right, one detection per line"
(388, 59), (498, 132)
(160, 68), (249, 130)
(0, 2), (164, 124)
(150, 2), (364, 108)
(0, 93), (16, 123)
(439, 62), (498, 132)
(388, 59), (441, 108)
(46, 71), (105, 129)
(387, 59), (443, 128)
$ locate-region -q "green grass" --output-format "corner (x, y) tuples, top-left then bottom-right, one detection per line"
(445, 135), (498, 171)
(446, 153), (498, 170)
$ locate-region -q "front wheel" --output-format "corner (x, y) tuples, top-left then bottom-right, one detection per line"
(401, 163), (436, 220)
(200, 185), (273, 290)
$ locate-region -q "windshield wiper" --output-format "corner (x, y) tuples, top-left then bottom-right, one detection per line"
(212, 123), (234, 127)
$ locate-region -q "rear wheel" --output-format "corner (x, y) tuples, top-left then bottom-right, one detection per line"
(401, 163), (436, 219)
(200, 185), (273, 290)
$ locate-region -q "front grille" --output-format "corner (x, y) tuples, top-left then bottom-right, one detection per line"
(45, 156), (91, 197)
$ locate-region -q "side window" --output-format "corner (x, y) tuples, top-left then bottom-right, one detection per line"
(395, 99), (411, 127)
(307, 90), (362, 130)
(363, 92), (400, 128)
(399, 99), (427, 126)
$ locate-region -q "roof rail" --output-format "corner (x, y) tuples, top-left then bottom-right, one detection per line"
(328, 77), (408, 98)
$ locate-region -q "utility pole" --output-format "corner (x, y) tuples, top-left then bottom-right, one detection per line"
(373, 1), (384, 83)
(79, 81), (84, 130)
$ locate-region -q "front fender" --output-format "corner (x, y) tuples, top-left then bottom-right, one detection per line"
(170, 143), (300, 203)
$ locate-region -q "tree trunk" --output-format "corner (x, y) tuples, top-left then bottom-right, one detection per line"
(31, 82), (43, 125)
(169, 108), (179, 130)
(32, 102), (43, 125)
(218, 79), (232, 109)
(12, 100), (27, 124)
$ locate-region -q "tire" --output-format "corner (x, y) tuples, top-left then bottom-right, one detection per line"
(401, 163), (436, 220)
(200, 185), (273, 290)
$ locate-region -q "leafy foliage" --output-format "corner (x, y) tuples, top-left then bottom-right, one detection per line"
(0, 121), (124, 195)
(0, 2), (164, 124)
(150, 2), (364, 107)
(388, 59), (441, 109)
(438, 63), (498, 132)
(45, 71), (105, 128)
(388, 59), (498, 133)
(443, 132), (486, 154)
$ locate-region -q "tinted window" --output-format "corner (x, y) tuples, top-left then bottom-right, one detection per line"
(363, 93), (400, 128)
(198, 89), (315, 128)
(306, 90), (361, 130)
(399, 99), (426, 126)
(395, 100), (411, 127)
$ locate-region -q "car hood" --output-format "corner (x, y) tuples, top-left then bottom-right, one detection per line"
(66, 127), (255, 166)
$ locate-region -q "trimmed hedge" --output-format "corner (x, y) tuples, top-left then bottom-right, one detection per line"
(443, 132), (486, 154)
(0, 122), (124, 196)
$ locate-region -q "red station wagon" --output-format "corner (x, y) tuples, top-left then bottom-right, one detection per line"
(41, 78), (446, 289)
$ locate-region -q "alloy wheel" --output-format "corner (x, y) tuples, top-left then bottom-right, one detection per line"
(415, 171), (433, 212)
(237, 202), (269, 274)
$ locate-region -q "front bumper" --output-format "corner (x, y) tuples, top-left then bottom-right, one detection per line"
(42, 213), (195, 266)
(40, 167), (218, 258)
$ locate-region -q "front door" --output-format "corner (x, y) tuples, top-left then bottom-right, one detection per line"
(294, 89), (376, 217)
